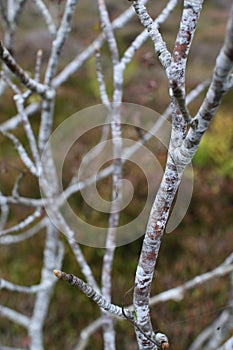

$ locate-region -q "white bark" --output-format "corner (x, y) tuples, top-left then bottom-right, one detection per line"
(0, 1), (232, 349)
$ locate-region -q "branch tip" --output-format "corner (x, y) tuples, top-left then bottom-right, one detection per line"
(53, 269), (62, 279)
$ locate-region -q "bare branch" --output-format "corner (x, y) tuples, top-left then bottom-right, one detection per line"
(174, 3), (233, 167)
(0, 41), (48, 96)
(121, 0), (178, 69)
(34, 49), (43, 83)
(28, 224), (64, 349)
(52, 0), (150, 87)
(0, 278), (51, 294)
(32, 0), (56, 37)
(149, 263), (233, 306)
(188, 311), (230, 350)
(95, 48), (111, 108)
(131, 0), (172, 71)
(53, 269), (134, 321)
(0, 190), (9, 231)
(44, 0), (78, 86)
(0, 218), (47, 245)
(218, 336), (233, 350)
(74, 318), (105, 350)
(0, 208), (42, 236)
(1, 131), (38, 176)
(0, 305), (30, 328)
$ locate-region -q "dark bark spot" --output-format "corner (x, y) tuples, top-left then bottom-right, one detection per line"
(69, 274), (74, 284)
(173, 33), (191, 61)
(224, 47), (233, 62)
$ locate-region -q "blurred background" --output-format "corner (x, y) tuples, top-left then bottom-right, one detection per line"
(0, 0), (232, 349)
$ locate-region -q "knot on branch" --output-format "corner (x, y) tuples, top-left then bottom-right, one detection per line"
(154, 332), (169, 349)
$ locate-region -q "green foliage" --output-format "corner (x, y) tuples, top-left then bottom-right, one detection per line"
(194, 112), (233, 178)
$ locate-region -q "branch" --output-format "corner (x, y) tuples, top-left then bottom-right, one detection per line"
(121, 0), (178, 69)
(174, 3), (233, 167)
(34, 49), (43, 83)
(0, 190), (9, 231)
(2, 123), (37, 179)
(95, 48), (111, 108)
(98, 0), (119, 65)
(38, 0), (78, 153)
(188, 310), (231, 350)
(0, 101), (41, 133)
(0, 278), (51, 294)
(14, 94), (41, 172)
(54, 270), (169, 349)
(169, 0), (203, 123)
(0, 78), (209, 211)
(73, 319), (105, 350)
(0, 208), (42, 236)
(0, 41), (48, 96)
(0, 305), (30, 328)
(48, 210), (99, 291)
(149, 261), (233, 306)
(44, 0), (78, 86)
(28, 224), (64, 349)
(131, 0), (172, 71)
(218, 335), (233, 350)
(0, 218), (47, 245)
(32, 0), (56, 37)
(72, 253), (233, 350)
(53, 269), (134, 321)
(170, 80), (192, 124)
(52, 0), (150, 87)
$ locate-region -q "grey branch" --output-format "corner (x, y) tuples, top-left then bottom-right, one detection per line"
(53, 269), (134, 322)
(0, 305), (30, 328)
(0, 41), (48, 96)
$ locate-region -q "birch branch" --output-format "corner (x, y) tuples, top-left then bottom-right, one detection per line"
(74, 318), (104, 350)
(0, 102), (41, 133)
(14, 94), (41, 172)
(52, 0), (150, 88)
(54, 270), (169, 349)
(0, 218), (47, 245)
(121, 0), (178, 69)
(0, 191), (9, 231)
(49, 210), (99, 291)
(0, 2), (152, 131)
(97, 3), (124, 346)
(0, 0), (171, 130)
(73, 253), (233, 350)
(131, 0), (172, 71)
(38, 0), (78, 153)
(0, 278), (51, 294)
(44, 0), (78, 86)
(0, 42), (48, 96)
(174, 3), (233, 167)
(0, 305), (30, 328)
(98, 0), (119, 65)
(32, 0), (56, 37)
(218, 335), (233, 350)
(95, 48), (111, 108)
(53, 269), (134, 321)
(0, 78), (209, 210)
(169, 1), (203, 127)
(1, 47), (46, 194)
(34, 49), (43, 83)
(149, 262), (233, 306)
(0, 208), (42, 236)
(188, 310), (230, 350)
(28, 224), (64, 350)
(129, 1), (228, 348)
